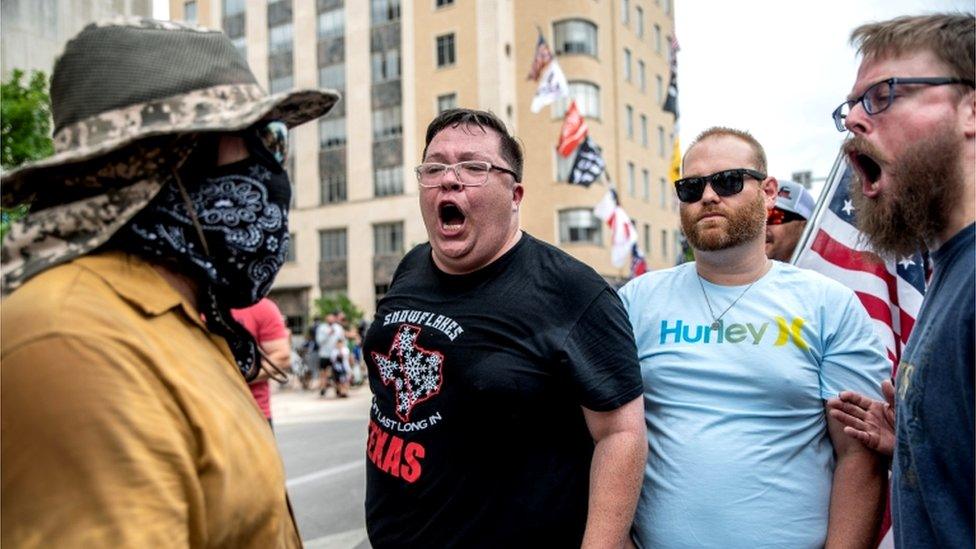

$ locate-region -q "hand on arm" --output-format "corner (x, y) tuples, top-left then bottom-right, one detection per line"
(825, 379), (895, 457)
(581, 396), (647, 549)
(252, 336), (292, 381)
(823, 404), (888, 549)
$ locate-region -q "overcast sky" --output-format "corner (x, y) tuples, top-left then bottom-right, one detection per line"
(675, 0), (973, 197)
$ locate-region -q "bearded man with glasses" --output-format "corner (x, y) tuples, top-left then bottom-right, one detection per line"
(361, 108), (645, 548)
(1, 18), (338, 547)
(618, 127), (889, 548)
(824, 13), (975, 548)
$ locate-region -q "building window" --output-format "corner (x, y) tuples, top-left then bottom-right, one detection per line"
(372, 49), (401, 82)
(224, 0), (245, 16)
(635, 5), (644, 38)
(436, 0), (454, 6)
(644, 223), (651, 254)
(658, 125), (666, 157)
(371, 0), (401, 24)
(642, 168), (650, 200)
(374, 166), (403, 197)
(553, 19), (598, 57)
(372, 106), (403, 139)
(640, 114), (648, 147)
(554, 149), (574, 181)
(436, 33), (456, 67)
(269, 22), (293, 54)
(319, 63), (345, 90)
(659, 177), (667, 208)
(625, 105), (634, 139)
(661, 229), (668, 259)
(184, 1), (197, 23)
(437, 93), (457, 113)
(319, 117), (347, 149)
(374, 222), (404, 255)
(664, 0), (671, 15)
(559, 209), (602, 245)
(620, 0), (629, 25)
(554, 81), (601, 118)
(654, 24), (662, 54)
(286, 232), (296, 262)
(673, 229), (681, 259)
(320, 172), (347, 204)
(317, 7), (344, 40)
(269, 75), (293, 93)
(627, 162), (636, 197)
(623, 48), (632, 82)
(656, 74), (664, 104)
(638, 60), (646, 92)
(320, 228), (347, 261)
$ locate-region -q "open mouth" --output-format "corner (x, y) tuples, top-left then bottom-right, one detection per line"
(850, 151), (882, 184)
(438, 202), (466, 230)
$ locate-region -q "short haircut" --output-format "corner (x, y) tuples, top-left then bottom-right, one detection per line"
(422, 108), (523, 182)
(851, 13), (975, 84)
(683, 126), (767, 174)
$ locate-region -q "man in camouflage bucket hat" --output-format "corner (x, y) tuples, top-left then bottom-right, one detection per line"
(1, 18), (338, 547)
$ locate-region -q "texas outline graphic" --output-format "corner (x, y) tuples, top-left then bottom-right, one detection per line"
(371, 324), (444, 422)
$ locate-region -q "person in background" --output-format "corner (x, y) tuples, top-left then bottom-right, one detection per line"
(232, 297), (292, 429)
(0, 17), (337, 546)
(828, 13), (975, 547)
(619, 126), (889, 548)
(765, 179), (816, 262)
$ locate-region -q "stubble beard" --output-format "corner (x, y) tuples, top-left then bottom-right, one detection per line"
(681, 189), (767, 252)
(848, 128), (962, 258)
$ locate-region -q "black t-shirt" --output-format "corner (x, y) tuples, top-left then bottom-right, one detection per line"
(363, 233), (642, 548)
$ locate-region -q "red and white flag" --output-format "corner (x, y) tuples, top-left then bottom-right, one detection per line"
(793, 153), (928, 549)
(557, 100), (588, 157)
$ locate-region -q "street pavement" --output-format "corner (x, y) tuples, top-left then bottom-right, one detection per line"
(271, 382), (373, 549)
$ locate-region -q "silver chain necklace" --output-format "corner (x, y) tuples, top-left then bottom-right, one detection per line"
(696, 262), (770, 330)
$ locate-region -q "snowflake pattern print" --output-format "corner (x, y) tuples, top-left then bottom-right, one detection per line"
(371, 324), (444, 422)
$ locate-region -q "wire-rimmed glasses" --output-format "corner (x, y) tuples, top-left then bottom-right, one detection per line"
(415, 161), (519, 188)
(831, 77), (976, 131)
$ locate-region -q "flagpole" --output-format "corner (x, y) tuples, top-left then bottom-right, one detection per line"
(789, 150), (845, 263)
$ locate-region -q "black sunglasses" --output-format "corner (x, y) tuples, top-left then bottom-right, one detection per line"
(674, 168), (766, 203)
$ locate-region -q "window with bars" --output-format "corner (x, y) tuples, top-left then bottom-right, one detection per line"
(553, 19), (598, 57)
(320, 172), (347, 204)
(372, 106), (403, 139)
(319, 228), (347, 261)
(373, 222), (404, 255)
(559, 209), (603, 245)
(371, 0), (400, 23)
(319, 117), (347, 149)
(436, 34), (456, 67)
(374, 166), (403, 197)
(372, 49), (401, 82)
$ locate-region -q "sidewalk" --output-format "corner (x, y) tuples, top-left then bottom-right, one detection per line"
(271, 382), (373, 426)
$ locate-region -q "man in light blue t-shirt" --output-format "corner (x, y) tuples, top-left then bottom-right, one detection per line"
(619, 127), (889, 549)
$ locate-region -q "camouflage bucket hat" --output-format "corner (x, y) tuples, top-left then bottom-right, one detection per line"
(1, 17), (340, 291)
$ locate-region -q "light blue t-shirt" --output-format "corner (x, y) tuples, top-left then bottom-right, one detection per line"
(618, 261), (888, 549)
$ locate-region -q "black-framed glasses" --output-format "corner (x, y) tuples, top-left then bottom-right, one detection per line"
(674, 168), (766, 203)
(832, 77), (976, 131)
(415, 161), (519, 188)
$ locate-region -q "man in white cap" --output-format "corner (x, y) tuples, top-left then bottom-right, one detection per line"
(1, 18), (338, 547)
(765, 179), (816, 262)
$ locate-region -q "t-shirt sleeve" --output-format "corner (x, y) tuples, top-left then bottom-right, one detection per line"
(561, 287), (643, 411)
(255, 299), (290, 343)
(819, 287), (889, 400)
(1, 334), (196, 547)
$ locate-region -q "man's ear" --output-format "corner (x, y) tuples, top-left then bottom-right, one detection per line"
(962, 90), (975, 139)
(512, 184), (524, 210)
(762, 176), (778, 210)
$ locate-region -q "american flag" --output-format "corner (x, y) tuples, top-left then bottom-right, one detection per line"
(793, 153), (928, 548)
(526, 33), (553, 82)
(631, 241), (648, 278)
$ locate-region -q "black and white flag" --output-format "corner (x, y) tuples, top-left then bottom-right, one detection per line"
(568, 137), (606, 187)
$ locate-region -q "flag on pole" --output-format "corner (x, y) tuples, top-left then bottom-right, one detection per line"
(662, 35), (680, 118)
(631, 241), (648, 277)
(526, 32), (554, 81)
(568, 137), (606, 187)
(793, 154), (926, 368)
(607, 205), (638, 268)
(593, 188), (618, 221)
(558, 100), (588, 157)
(530, 59), (569, 113)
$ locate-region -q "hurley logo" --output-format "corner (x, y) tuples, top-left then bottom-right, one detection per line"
(659, 316), (809, 350)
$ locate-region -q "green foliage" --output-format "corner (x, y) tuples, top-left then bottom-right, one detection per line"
(2, 69), (54, 169)
(0, 203), (29, 241)
(314, 293), (365, 326)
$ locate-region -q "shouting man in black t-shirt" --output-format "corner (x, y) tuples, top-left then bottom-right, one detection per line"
(362, 108), (646, 548)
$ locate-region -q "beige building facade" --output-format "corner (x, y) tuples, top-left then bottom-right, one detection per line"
(170, 0), (678, 330)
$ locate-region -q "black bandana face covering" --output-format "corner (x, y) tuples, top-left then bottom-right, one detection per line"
(113, 125), (292, 380)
